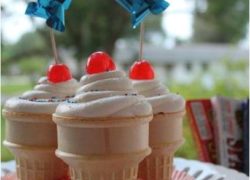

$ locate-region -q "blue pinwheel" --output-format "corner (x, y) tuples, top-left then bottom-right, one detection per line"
(25, 0), (72, 32)
(116, 0), (169, 28)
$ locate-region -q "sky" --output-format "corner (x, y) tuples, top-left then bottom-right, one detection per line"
(163, 0), (194, 40)
(2, 0), (194, 44)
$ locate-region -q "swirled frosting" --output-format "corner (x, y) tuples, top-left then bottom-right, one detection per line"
(22, 76), (79, 99)
(4, 77), (79, 114)
(55, 71), (152, 117)
(133, 80), (185, 114)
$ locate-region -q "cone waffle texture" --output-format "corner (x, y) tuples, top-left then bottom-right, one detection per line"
(53, 114), (153, 180)
(69, 165), (138, 180)
(3, 110), (68, 180)
(15, 154), (68, 180)
(139, 151), (175, 180)
(138, 111), (185, 180)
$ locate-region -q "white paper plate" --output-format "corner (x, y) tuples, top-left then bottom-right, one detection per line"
(174, 158), (249, 180)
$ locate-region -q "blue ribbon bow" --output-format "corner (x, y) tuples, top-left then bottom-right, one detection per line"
(116, 0), (169, 28)
(25, 0), (72, 32)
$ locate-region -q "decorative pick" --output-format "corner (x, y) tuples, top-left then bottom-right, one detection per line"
(49, 28), (59, 64)
(116, 0), (169, 28)
(25, 0), (72, 64)
(25, 0), (71, 32)
(139, 23), (145, 60)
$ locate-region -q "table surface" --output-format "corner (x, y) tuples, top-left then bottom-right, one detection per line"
(1, 158), (249, 180)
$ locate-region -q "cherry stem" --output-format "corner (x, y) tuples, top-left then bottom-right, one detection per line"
(49, 28), (59, 64)
(139, 22), (145, 61)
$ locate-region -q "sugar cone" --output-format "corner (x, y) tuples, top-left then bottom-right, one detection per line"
(53, 114), (153, 180)
(3, 110), (68, 180)
(138, 111), (185, 180)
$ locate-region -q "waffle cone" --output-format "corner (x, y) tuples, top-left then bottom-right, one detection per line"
(3, 110), (68, 180)
(138, 111), (185, 180)
(53, 114), (153, 180)
(69, 165), (138, 180)
(56, 149), (150, 180)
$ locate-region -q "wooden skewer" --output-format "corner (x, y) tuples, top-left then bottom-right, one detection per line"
(49, 28), (59, 64)
(139, 22), (145, 61)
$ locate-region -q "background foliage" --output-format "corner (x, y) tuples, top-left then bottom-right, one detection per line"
(193, 0), (249, 43)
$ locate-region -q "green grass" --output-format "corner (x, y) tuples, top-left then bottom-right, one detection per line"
(1, 84), (33, 95)
(176, 117), (198, 159)
(1, 114), (14, 161)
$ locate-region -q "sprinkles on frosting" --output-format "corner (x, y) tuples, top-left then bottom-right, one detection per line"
(19, 95), (74, 103)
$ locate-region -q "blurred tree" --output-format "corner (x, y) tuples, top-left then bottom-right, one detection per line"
(56, 0), (164, 59)
(2, 32), (48, 65)
(193, 0), (249, 43)
(57, 0), (130, 59)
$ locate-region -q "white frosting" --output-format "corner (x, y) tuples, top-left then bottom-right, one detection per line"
(133, 80), (185, 114)
(22, 76), (79, 99)
(55, 71), (152, 118)
(133, 80), (169, 97)
(4, 77), (79, 114)
(4, 97), (60, 114)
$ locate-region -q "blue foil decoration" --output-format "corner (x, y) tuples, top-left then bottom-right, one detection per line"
(116, 0), (169, 28)
(25, 0), (72, 32)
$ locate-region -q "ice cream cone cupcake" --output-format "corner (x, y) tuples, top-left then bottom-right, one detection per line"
(3, 64), (79, 180)
(53, 52), (153, 180)
(130, 60), (185, 180)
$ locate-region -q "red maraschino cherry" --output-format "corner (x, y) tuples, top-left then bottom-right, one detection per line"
(85, 51), (116, 74)
(129, 60), (155, 80)
(47, 64), (72, 83)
